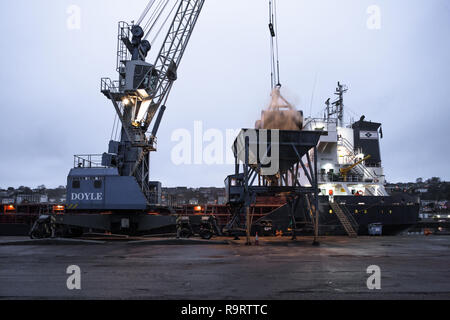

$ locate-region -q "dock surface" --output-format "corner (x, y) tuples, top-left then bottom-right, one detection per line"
(0, 236), (449, 300)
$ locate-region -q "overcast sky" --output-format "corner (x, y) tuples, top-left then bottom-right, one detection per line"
(0, 0), (449, 189)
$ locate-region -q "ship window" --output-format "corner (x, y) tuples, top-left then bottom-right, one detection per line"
(72, 180), (80, 189)
(94, 180), (102, 189)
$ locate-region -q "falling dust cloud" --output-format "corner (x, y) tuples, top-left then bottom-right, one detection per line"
(255, 87), (303, 131)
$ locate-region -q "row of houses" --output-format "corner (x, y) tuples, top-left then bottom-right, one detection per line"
(161, 187), (227, 207)
(0, 189), (66, 205)
(1, 185), (227, 208)
(421, 200), (449, 212)
(386, 183), (430, 194)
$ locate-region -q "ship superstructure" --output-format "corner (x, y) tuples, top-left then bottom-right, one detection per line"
(297, 82), (419, 235)
(302, 82), (388, 198)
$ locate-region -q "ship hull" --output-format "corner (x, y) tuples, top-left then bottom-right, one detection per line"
(319, 195), (420, 236)
(255, 194), (420, 236)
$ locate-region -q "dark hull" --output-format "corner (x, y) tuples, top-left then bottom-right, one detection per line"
(320, 195), (420, 235)
(257, 194), (420, 236)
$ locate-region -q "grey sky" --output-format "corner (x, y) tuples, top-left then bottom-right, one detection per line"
(0, 0), (449, 189)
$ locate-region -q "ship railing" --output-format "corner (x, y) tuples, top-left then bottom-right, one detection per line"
(365, 163), (382, 168)
(320, 174), (366, 183)
(338, 136), (379, 181)
(366, 186), (386, 197)
(303, 118), (338, 131)
(74, 155), (105, 169)
(367, 186), (377, 196)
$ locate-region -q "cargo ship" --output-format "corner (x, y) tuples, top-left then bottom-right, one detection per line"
(257, 83), (420, 235)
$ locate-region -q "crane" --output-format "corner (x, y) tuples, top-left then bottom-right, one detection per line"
(58, 0), (207, 235)
(340, 155), (372, 182)
(100, 0), (206, 204)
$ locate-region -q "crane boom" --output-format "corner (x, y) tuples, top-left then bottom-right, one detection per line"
(340, 155), (371, 182)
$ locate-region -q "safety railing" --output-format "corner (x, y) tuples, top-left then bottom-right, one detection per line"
(101, 78), (120, 94)
(74, 155), (105, 169)
(338, 136), (378, 181)
(319, 173), (368, 183)
(117, 21), (131, 73)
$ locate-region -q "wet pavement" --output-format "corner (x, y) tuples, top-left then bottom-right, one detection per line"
(0, 236), (449, 300)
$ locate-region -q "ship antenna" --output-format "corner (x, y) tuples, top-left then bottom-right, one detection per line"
(332, 82), (348, 126)
(325, 98), (331, 120)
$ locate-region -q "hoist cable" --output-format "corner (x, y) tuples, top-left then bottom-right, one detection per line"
(149, 0), (180, 44)
(137, 0), (157, 26)
(273, 0), (281, 86)
(269, 1), (275, 88)
(144, 0), (171, 41)
(143, 0), (166, 33)
(269, 2), (273, 88)
(268, 0), (281, 89)
(142, 0), (163, 32)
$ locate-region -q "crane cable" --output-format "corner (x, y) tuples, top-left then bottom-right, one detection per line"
(269, 0), (281, 89)
(142, 0), (166, 33)
(137, 0), (157, 26)
(149, 0), (180, 45)
(143, 0), (171, 37)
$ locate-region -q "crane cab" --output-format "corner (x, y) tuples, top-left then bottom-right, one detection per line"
(66, 156), (148, 211)
(225, 174), (245, 205)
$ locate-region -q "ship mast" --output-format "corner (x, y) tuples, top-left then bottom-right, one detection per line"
(325, 82), (348, 127)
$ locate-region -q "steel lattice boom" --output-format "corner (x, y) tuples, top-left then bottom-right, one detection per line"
(143, 0), (206, 132)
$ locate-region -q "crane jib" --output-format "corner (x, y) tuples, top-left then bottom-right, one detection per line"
(141, 0), (206, 132)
